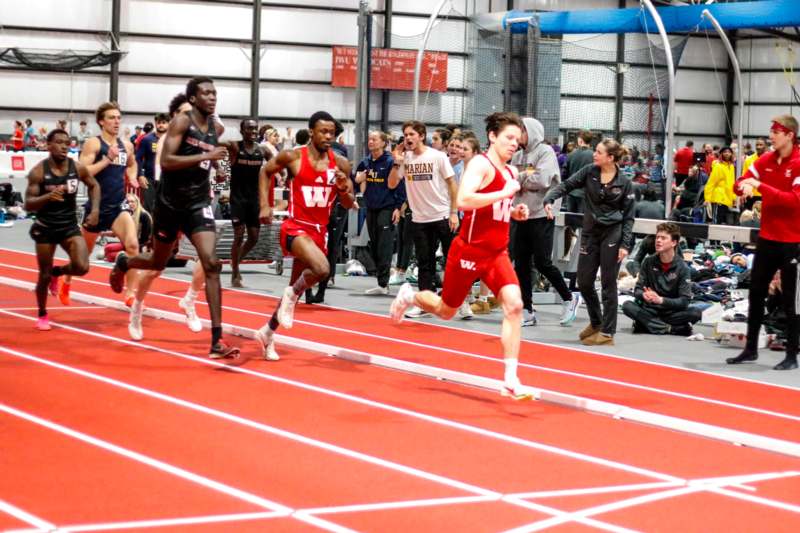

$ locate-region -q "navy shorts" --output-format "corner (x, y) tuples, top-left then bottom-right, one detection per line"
(83, 199), (131, 233)
(152, 200), (216, 243)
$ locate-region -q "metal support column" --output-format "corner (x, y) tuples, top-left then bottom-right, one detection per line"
(109, 0), (121, 101)
(354, 0), (372, 161)
(503, 26), (513, 112)
(724, 30), (738, 145)
(525, 22), (540, 117)
(250, 0), (262, 117)
(379, 0), (392, 132)
(614, 0), (626, 139)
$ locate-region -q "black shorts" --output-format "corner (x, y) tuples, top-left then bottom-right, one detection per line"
(230, 196), (260, 228)
(153, 201), (216, 243)
(83, 199), (132, 233)
(29, 222), (82, 245)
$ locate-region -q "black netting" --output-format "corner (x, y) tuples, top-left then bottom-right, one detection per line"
(0, 47), (124, 71)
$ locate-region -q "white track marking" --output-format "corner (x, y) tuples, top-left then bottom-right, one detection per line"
(0, 499), (57, 531)
(508, 481), (682, 499)
(3, 261), (798, 425)
(0, 403), (293, 514)
(0, 306), (100, 312)
(1, 250), (799, 395)
(299, 495), (498, 515)
(709, 486), (800, 514)
(6, 512), (284, 532)
(0, 314), (687, 483)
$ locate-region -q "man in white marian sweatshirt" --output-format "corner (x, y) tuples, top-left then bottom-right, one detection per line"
(511, 117), (581, 327)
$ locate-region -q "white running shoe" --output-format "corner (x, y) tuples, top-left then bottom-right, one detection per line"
(178, 297), (202, 333)
(365, 285), (390, 296)
(404, 306), (431, 319)
(254, 326), (280, 361)
(522, 309), (538, 327)
(390, 282), (416, 323)
(501, 378), (534, 401)
(457, 300), (474, 320)
(559, 292), (581, 326)
(277, 285), (298, 329)
(388, 272), (406, 285)
(128, 305), (144, 341)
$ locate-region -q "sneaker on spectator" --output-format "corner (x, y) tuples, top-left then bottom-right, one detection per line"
(559, 292), (581, 326)
(365, 286), (390, 296)
(522, 309), (537, 326)
(470, 300), (491, 314)
(457, 300), (473, 320)
(389, 271), (406, 285)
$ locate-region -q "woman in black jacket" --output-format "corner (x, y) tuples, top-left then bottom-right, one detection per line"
(543, 139), (635, 346)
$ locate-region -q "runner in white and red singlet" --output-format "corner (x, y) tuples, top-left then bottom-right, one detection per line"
(390, 112), (533, 399)
(235, 111), (354, 364)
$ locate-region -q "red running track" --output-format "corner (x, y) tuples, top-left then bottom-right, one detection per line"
(1, 280), (800, 529)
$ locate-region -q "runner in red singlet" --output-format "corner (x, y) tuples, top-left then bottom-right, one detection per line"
(236, 111), (354, 364)
(390, 112), (533, 399)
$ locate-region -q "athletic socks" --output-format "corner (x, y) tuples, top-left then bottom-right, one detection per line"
(212, 326), (222, 346)
(51, 265), (63, 277)
(185, 288), (199, 302)
(38, 309), (47, 318)
(132, 299), (144, 314)
(504, 358), (519, 384)
(268, 308), (280, 332)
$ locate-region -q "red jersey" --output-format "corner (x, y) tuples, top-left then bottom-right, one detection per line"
(674, 146), (694, 174)
(459, 155), (514, 252)
(736, 145), (800, 243)
(288, 146), (338, 231)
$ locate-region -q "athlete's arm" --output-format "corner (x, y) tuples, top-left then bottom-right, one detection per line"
(456, 156), (519, 210)
(77, 161), (100, 228)
(79, 137), (113, 177)
(160, 114), (227, 172)
(334, 155), (356, 209)
(23, 163), (59, 211)
(259, 149), (298, 223)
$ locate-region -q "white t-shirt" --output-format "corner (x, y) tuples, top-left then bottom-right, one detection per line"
(399, 147), (455, 223)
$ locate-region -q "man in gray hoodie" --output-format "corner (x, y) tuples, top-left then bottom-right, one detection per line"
(511, 117), (581, 326)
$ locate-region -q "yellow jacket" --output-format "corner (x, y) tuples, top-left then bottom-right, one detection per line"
(741, 152), (761, 197)
(704, 160), (736, 207)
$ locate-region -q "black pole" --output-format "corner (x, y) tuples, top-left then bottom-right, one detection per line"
(614, 0), (625, 139)
(365, 12), (372, 150)
(724, 30), (737, 145)
(380, 0), (392, 132)
(110, 0), (121, 102)
(251, 0), (262, 117)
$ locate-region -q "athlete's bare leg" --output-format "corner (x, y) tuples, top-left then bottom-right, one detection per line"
(35, 235), (89, 328)
(231, 224), (260, 286)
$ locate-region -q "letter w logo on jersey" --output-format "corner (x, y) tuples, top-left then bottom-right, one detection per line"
(460, 259), (476, 271)
(492, 198), (514, 222)
(301, 185), (331, 207)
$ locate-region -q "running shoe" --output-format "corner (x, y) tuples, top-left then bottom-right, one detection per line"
(390, 283), (416, 323)
(209, 342), (240, 360)
(501, 378), (534, 401)
(109, 253), (126, 294)
(559, 292), (581, 326)
(231, 274), (243, 288)
(457, 300), (473, 320)
(254, 326), (280, 361)
(178, 297), (203, 333)
(364, 286), (390, 296)
(48, 276), (60, 297)
(522, 309), (537, 327)
(34, 315), (51, 331)
(277, 286), (298, 329)
(58, 281), (71, 305)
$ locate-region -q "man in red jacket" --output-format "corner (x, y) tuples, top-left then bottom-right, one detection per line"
(729, 114), (800, 370)
(673, 140), (695, 187)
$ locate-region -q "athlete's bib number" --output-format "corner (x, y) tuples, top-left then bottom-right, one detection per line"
(66, 178), (79, 194)
(326, 168), (337, 186)
(202, 206), (214, 220)
(200, 160), (211, 171)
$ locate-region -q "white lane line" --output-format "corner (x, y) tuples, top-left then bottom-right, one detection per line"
(0, 343), (500, 499)
(710, 487), (800, 514)
(0, 499), (57, 531)
(2, 261), (796, 424)
(0, 311), (686, 484)
(502, 470), (800, 533)
(2, 251), (799, 396)
(507, 481), (682, 499)
(501, 496), (640, 533)
(5, 511), (284, 533)
(0, 403), (293, 515)
(0, 307), (100, 312)
(299, 495), (497, 515)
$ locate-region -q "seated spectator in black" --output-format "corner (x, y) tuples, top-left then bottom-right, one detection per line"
(622, 222), (701, 335)
(634, 186), (665, 219)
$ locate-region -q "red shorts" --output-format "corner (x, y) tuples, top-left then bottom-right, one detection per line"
(280, 219), (328, 257)
(441, 236), (518, 309)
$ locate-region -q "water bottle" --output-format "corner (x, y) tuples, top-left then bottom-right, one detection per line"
(0, 208), (6, 224)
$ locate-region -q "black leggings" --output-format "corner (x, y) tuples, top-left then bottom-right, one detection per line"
(576, 224), (622, 335)
(513, 217), (572, 312)
(746, 238), (800, 356)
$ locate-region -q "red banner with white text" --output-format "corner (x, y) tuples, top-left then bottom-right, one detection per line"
(331, 46), (448, 92)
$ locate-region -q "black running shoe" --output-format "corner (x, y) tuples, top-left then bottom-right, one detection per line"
(209, 341), (240, 360)
(109, 252), (127, 294)
(726, 350), (758, 365)
(773, 357), (798, 371)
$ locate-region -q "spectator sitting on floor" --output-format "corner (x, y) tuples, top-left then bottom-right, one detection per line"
(622, 222), (701, 336)
(634, 186), (665, 219)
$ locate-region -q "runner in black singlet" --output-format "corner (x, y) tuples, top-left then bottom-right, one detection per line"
(24, 129), (100, 331)
(108, 77), (238, 359)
